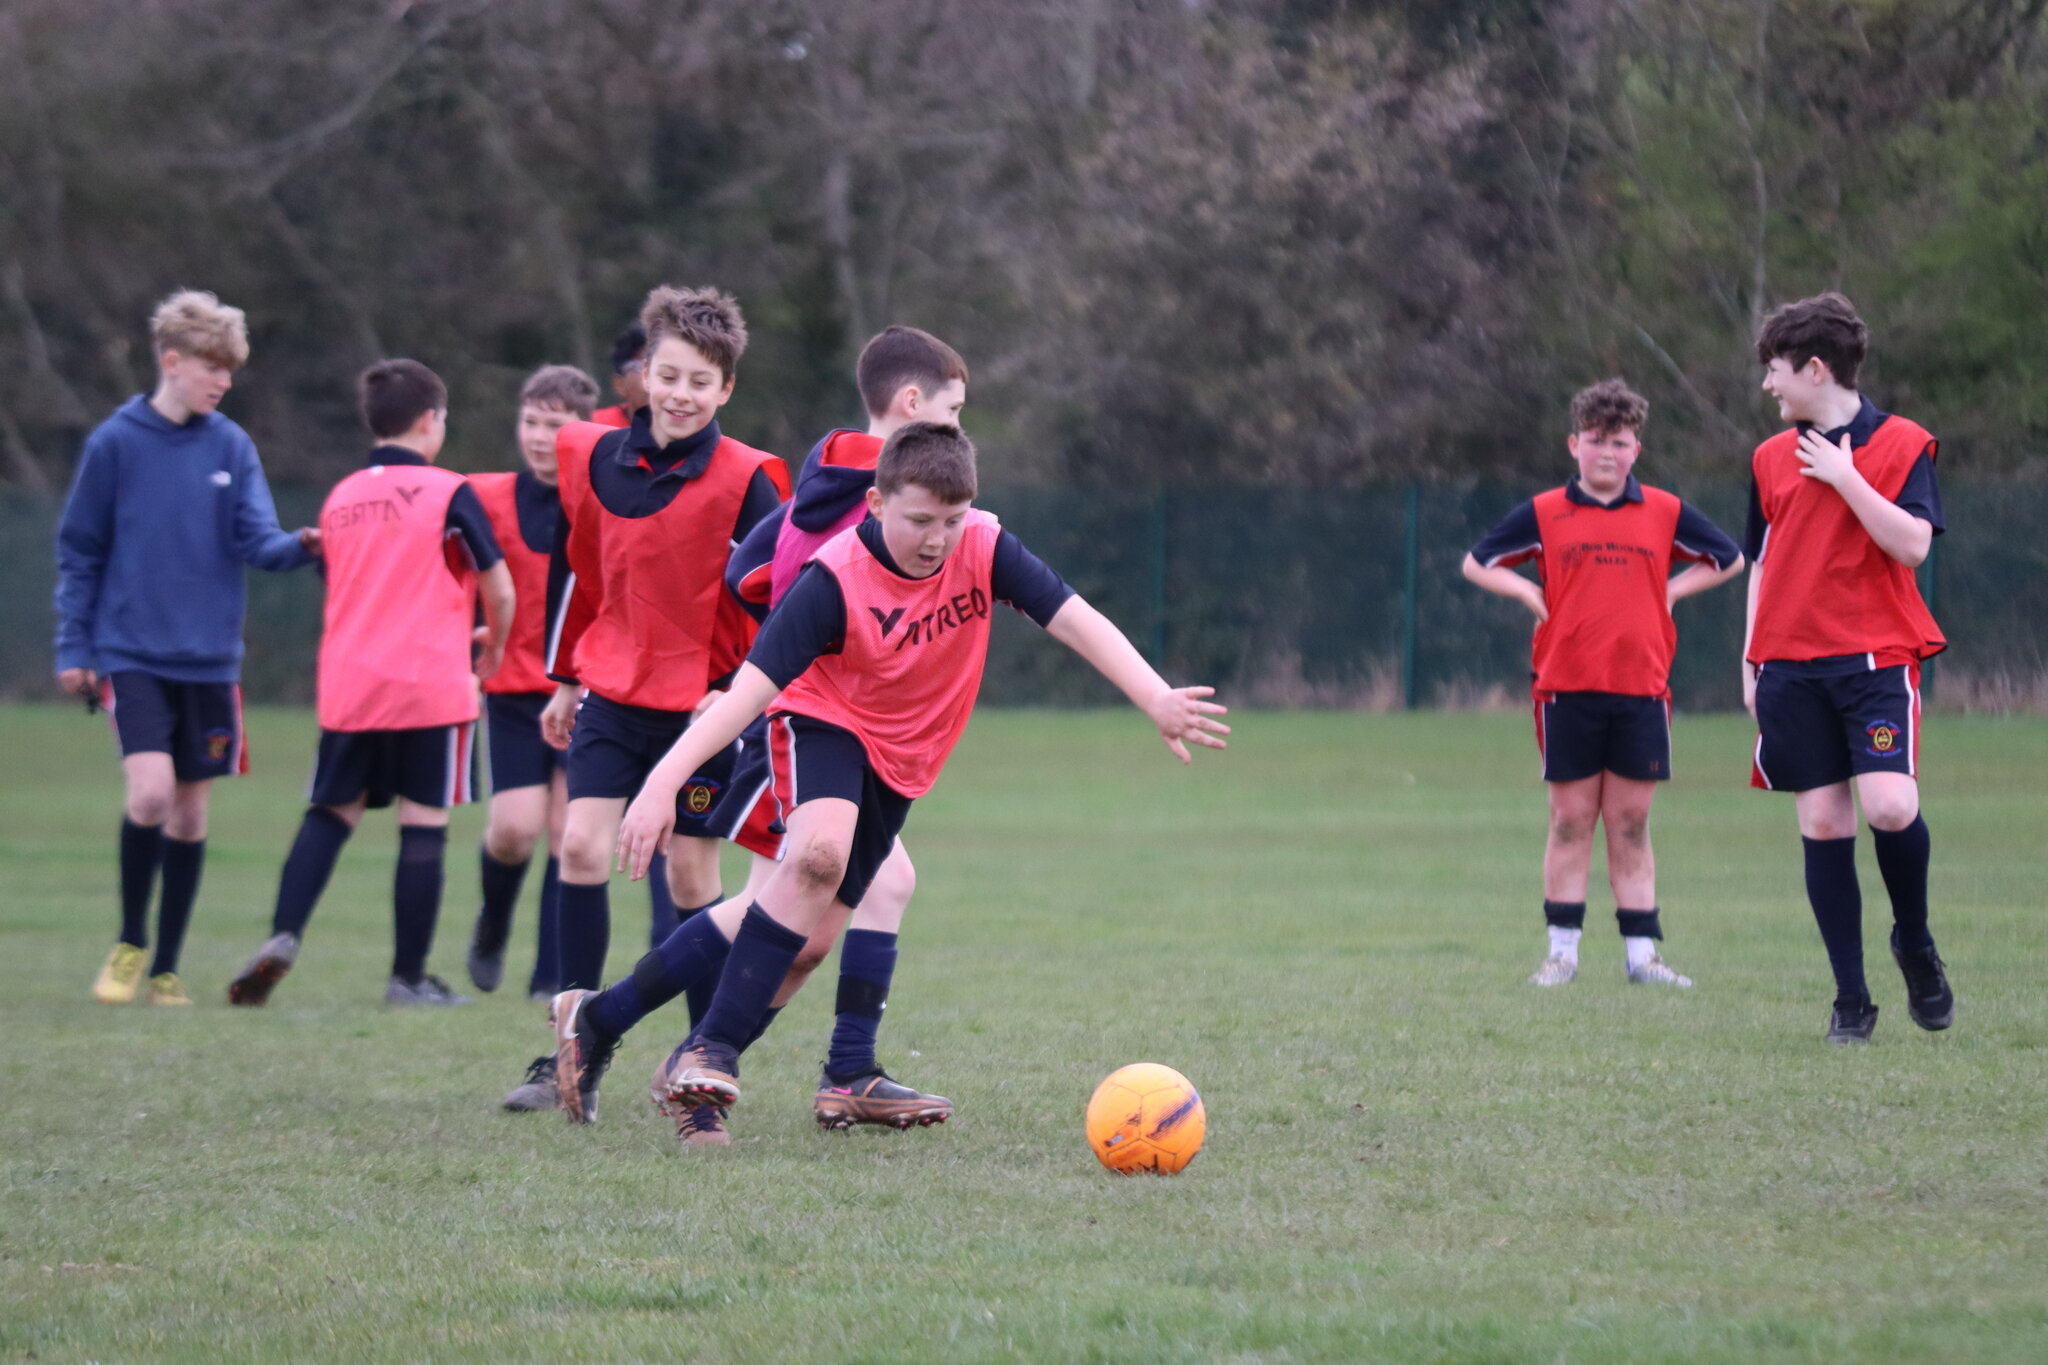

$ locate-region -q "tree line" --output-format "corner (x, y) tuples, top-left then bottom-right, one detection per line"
(1, 0), (2043, 493)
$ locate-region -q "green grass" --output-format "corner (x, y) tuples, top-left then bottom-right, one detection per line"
(3, 703), (2046, 1364)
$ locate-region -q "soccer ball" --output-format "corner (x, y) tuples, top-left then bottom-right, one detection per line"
(1085, 1063), (1206, 1175)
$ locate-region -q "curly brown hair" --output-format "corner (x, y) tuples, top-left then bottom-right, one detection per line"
(1569, 378), (1648, 437)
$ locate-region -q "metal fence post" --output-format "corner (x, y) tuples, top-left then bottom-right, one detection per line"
(1401, 482), (1420, 709)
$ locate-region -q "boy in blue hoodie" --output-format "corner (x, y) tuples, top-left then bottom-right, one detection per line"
(55, 290), (318, 1006)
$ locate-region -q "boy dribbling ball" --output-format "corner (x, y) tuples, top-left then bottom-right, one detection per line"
(1463, 379), (1744, 989)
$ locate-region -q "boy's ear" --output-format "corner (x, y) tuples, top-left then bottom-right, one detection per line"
(865, 485), (885, 515)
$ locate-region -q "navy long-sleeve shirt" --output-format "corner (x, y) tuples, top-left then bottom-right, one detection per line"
(54, 395), (312, 682)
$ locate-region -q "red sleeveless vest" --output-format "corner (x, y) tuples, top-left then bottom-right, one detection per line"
(553, 422), (786, 712)
(316, 462), (478, 732)
(1528, 485), (1684, 698)
(774, 511), (1002, 797)
(769, 430), (883, 607)
(1749, 417), (1945, 665)
(469, 471), (552, 696)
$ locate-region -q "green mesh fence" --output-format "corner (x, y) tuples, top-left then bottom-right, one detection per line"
(8, 483), (2044, 710)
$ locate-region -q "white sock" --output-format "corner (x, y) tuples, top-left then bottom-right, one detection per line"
(1623, 935), (1658, 970)
(1548, 926), (1582, 962)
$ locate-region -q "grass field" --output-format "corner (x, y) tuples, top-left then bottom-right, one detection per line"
(4, 702), (2046, 1364)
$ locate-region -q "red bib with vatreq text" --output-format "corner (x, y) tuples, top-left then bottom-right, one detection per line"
(554, 422), (783, 712)
(769, 430), (882, 607)
(317, 463), (477, 732)
(1748, 417), (1944, 666)
(469, 472), (551, 696)
(1528, 485), (1685, 699)
(773, 511), (1003, 798)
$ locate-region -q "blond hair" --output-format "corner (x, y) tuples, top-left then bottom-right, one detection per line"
(150, 290), (250, 369)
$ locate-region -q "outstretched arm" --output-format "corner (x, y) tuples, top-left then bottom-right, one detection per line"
(615, 663), (783, 877)
(231, 444), (317, 572)
(1044, 595), (1228, 763)
(1460, 553), (1548, 623)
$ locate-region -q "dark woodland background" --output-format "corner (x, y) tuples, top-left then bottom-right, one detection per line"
(2, 0), (2044, 491)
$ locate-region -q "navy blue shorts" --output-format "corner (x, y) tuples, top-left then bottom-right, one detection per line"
(1534, 691), (1672, 783)
(103, 671), (248, 782)
(310, 723), (478, 810)
(1752, 662), (1921, 792)
(763, 712), (912, 908)
(563, 691), (740, 837)
(484, 691), (565, 793)
(694, 715), (786, 858)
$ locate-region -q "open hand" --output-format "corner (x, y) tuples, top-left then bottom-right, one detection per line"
(540, 685), (579, 751)
(1795, 429), (1857, 488)
(615, 791), (675, 880)
(1145, 685), (1230, 764)
(1521, 580), (1550, 624)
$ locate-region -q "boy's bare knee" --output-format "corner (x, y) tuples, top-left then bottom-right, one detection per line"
(1865, 799), (1919, 833)
(125, 790), (174, 827)
(559, 827), (611, 880)
(1607, 814), (1650, 847)
(485, 823), (537, 864)
(1549, 811), (1593, 845)
(792, 839), (850, 892)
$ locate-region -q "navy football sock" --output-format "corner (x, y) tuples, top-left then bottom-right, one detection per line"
(741, 1004), (783, 1054)
(1871, 816), (1933, 952)
(391, 825), (447, 983)
(827, 929), (898, 1079)
(150, 838), (205, 977)
(477, 846), (529, 940)
(118, 818), (165, 948)
(694, 904), (807, 1068)
(556, 879), (611, 992)
(1802, 836), (1867, 1004)
(647, 850), (681, 948)
(272, 807), (353, 938)
(583, 905), (733, 1040)
(528, 856), (562, 994)
(675, 900), (723, 1029)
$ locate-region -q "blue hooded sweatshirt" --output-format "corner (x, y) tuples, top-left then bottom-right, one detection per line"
(54, 395), (313, 682)
(725, 429), (880, 623)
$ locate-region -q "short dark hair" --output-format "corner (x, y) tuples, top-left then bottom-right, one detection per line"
(856, 326), (969, 417)
(1569, 378), (1648, 437)
(609, 321), (648, 375)
(358, 359), (447, 439)
(640, 286), (747, 381)
(876, 422), (977, 504)
(518, 364), (599, 417)
(1755, 291), (1868, 389)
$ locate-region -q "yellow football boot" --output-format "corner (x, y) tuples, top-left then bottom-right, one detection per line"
(92, 943), (147, 1004)
(147, 972), (193, 1006)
